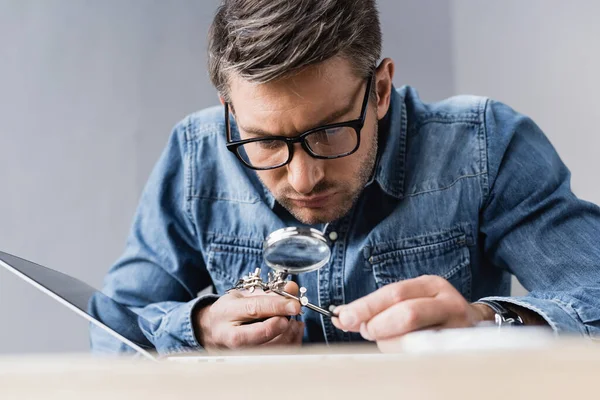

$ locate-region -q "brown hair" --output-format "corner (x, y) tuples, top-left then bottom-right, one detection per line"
(208, 0), (382, 102)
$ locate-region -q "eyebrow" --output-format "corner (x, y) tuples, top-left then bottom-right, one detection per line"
(237, 98), (359, 138)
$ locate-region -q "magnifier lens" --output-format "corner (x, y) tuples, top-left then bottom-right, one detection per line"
(263, 228), (331, 274)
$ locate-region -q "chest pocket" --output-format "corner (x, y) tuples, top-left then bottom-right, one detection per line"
(205, 236), (267, 295)
(366, 228), (472, 301)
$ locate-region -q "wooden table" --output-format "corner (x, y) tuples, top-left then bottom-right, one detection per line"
(1, 338), (598, 399)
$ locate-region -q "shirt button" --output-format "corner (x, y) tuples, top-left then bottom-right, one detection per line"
(329, 231), (338, 241)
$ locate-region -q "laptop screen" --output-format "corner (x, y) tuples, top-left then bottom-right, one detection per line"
(0, 250), (155, 357)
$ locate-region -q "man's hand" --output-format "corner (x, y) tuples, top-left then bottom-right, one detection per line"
(194, 281), (303, 352)
(332, 275), (491, 351)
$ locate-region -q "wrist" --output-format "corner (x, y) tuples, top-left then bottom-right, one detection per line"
(473, 300), (550, 327)
(193, 303), (212, 348)
(471, 302), (497, 324)
(502, 303), (549, 326)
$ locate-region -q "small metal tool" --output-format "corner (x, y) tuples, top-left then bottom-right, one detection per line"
(229, 268), (335, 318)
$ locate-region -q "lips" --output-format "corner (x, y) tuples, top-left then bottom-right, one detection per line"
(288, 192), (336, 208)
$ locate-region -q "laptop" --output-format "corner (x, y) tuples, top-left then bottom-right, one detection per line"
(0, 250), (166, 360)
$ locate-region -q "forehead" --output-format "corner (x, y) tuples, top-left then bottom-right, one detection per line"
(228, 58), (362, 134)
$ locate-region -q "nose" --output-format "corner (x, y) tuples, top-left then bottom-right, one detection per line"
(286, 144), (325, 195)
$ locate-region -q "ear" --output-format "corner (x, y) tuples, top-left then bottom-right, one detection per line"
(375, 58), (395, 120)
(220, 96), (236, 116)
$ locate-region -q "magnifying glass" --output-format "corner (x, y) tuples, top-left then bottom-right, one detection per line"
(262, 227), (337, 318)
(263, 227), (331, 274)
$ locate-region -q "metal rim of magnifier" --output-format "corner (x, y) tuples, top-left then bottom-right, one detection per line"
(263, 227), (331, 273)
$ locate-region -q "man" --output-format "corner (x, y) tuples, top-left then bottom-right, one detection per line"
(97, 0), (600, 354)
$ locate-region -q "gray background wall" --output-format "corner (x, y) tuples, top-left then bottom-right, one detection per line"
(0, 0), (596, 354)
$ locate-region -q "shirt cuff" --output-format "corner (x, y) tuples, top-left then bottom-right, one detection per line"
(152, 294), (220, 356)
(183, 294), (220, 349)
(477, 296), (588, 336)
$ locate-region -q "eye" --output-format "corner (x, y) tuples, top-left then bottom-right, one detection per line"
(305, 126), (357, 156)
(312, 128), (340, 145)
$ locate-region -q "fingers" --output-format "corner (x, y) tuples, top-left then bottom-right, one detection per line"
(331, 314), (345, 331)
(262, 320), (304, 347)
(227, 316), (290, 347)
(334, 275), (444, 332)
(375, 337), (406, 354)
(230, 294), (301, 322)
(232, 281), (300, 298)
(282, 280), (300, 296)
(363, 298), (447, 340)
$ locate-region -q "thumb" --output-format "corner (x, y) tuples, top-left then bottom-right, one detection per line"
(283, 280), (300, 297)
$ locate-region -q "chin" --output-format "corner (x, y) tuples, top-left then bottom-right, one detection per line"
(294, 213), (331, 225)
(289, 207), (348, 225)
(276, 190), (358, 225)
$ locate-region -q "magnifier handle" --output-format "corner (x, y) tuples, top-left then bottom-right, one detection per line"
(271, 289), (337, 318)
(304, 302), (334, 318)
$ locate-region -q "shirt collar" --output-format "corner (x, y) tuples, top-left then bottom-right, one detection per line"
(368, 86), (407, 199)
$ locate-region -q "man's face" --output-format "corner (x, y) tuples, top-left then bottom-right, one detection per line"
(227, 58), (382, 225)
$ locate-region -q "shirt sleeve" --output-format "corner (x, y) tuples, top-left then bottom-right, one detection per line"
(93, 121), (219, 355)
(479, 100), (600, 338)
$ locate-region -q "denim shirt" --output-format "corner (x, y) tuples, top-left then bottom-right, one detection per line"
(98, 86), (600, 355)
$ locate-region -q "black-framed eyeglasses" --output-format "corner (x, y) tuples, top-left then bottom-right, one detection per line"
(225, 73), (374, 170)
